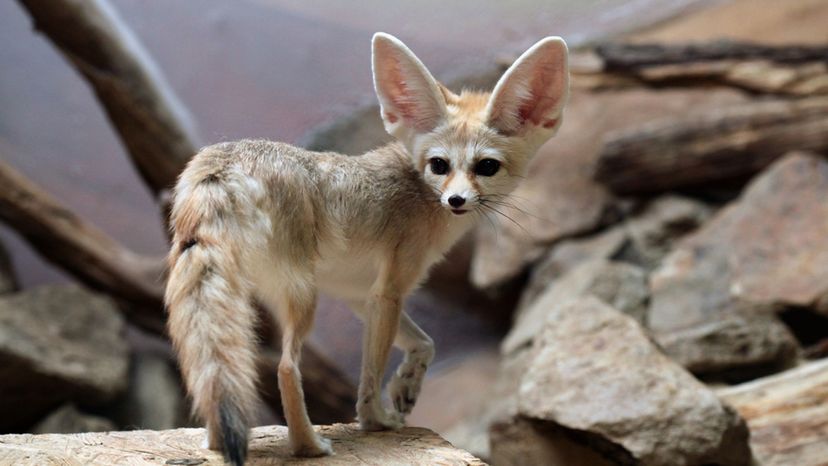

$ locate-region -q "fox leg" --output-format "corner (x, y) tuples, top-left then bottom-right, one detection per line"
(262, 282), (332, 457)
(388, 313), (434, 417)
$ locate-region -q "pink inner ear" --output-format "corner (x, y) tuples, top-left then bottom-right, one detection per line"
(542, 118), (558, 129)
(385, 112), (399, 123)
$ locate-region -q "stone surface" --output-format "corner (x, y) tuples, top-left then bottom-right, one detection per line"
(619, 195), (713, 271)
(719, 358), (828, 466)
(657, 311), (800, 381)
(0, 285), (128, 431)
(109, 353), (184, 430)
(517, 297), (751, 466)
(0, 423), (485, 465)
(489, 418), (615, 466)
(470, 87), (748, 289)
(503, 259), (649, 354)
(650, 153), (828, 333)
(32, 404), (115, 434)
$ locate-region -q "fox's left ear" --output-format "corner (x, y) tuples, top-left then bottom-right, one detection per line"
(486, 37), (569, 141)
(372, 32), (448, 144)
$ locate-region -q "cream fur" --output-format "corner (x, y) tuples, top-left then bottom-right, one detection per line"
(165, 33), (569, 462)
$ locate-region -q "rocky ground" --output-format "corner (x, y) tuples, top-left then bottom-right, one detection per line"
(0, 0), (826, 465)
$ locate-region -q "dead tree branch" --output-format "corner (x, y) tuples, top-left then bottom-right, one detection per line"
(17, 0), (200, 197)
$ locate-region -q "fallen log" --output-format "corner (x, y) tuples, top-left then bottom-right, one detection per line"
(594, 97), (828, 194)
(0, 423), (484, 465)
(718, 359), (828, 466)
(17, 0), (200, 198)
(574, 42), (828, 96)
(0, 158), (166, 331)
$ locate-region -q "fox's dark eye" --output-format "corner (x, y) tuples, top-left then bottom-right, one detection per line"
(429, 157), (450, 175)
(475, 158), (501, 177)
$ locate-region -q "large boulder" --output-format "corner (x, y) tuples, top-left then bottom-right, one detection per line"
(657, 311), (800, 381)
(503, 259), (649, 354)
(0, 285), (128, 431)
(471, 88), (748, 289)
(505, 297), (752, 466)
(650, 152), (828, 333)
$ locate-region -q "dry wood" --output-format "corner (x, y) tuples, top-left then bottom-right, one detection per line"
(0, 423), (485, 465)
(573, 42), (828, 96)
(594, 97), (828, 194)
(0, 158), (166, 331)
(17, 0), (200, 197)
(595, 41), (828, 69)
(719, 359), (828, 466)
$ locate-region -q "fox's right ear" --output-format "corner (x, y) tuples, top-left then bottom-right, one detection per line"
(372, 33), (447, 144)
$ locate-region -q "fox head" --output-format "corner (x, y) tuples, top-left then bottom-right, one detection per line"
(372, 32), (569, 216)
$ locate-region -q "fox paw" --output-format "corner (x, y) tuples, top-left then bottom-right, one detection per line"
(389, 361), (427, 416)
(291, 435), (333, 457)
(358, 407), (404, 431)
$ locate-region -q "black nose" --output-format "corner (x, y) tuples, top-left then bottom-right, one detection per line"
(448, 195), (466, 208)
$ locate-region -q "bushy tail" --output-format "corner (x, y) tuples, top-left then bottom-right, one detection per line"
(165, 163), (264, 466)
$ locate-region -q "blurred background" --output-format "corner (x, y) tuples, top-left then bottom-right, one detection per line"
(1, 0), (827, 464)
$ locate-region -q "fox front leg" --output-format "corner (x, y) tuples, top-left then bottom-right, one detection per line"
(388, 313), (434, 417)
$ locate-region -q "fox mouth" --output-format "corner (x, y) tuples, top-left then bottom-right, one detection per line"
(451, 209), (469, 215)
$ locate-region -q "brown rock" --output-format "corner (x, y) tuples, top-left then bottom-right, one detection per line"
(0, 423), (485, 465)
(503, 259), (649, 354)
(719, 358), (828, 466)
(657, 311), (800, 381)
(32, 404), (115, 434)
(0, 285), (128, 431)
(650, 152), (828, 333)
(489, 418), (615, 466)
(517, 297), (751, 466)
(470, 87), (748, 288)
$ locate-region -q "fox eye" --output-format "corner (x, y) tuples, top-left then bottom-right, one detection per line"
(428, 157), (450, 175)
(475, 158), (501, 177)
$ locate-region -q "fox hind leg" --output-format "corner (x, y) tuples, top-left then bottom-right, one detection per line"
(260, 278), (332, 457)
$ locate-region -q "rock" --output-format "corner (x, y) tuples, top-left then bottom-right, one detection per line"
(650, 152), (828, 334)
(0, 423), (485, 465)
(0, 239), (17, 294)
(470, 87), (748, 289)
(441, 349), (531, 460)
(0, 285), (128, 432)
(516, 297), (752, 466)
(503, 259), (649, 354)
(109, 353), (184, 430)
(619, 195), (713, 271)
(490, 418), (616, 466)
(32, 404), (115, 434)
(719, 358), (828, 466)
(520, 226), (629, 309)
(657, 311), (800, 381)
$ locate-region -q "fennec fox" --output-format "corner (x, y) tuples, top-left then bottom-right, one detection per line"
(166, 33), (569, 465)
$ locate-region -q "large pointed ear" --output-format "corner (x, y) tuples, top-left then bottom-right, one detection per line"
(486, 37), (569, 139)
(372, 32), (448, 142)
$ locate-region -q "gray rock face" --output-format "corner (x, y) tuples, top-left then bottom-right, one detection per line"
(32, 404), (115, 434)
(503, 259), (649, 354)
(650, 153), (828, 334)
(0, 285), (128, 431)
(620, 195), (713, 271)
(518, 297), (751, 466)
(657, 311), (800, 381)
(471, 88), (748, 289)
(109, 353), (184, 430)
